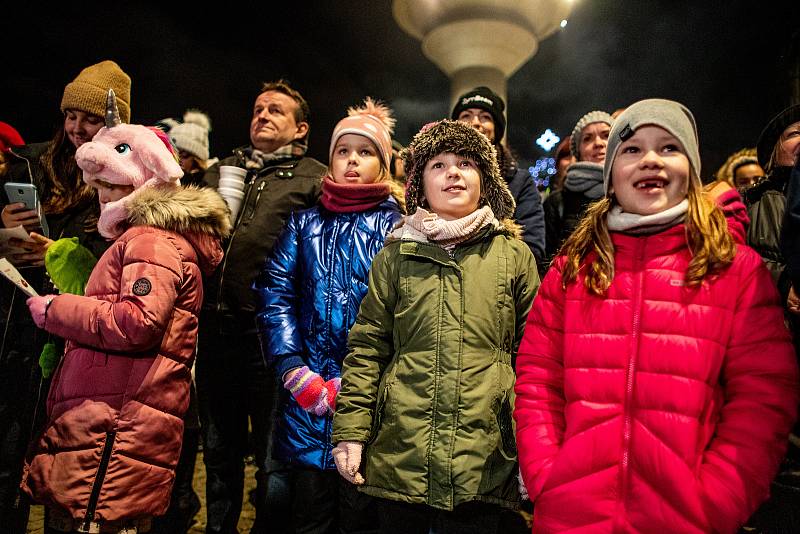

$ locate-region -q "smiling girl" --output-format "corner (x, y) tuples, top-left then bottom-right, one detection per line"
(254, 98), (402, 532)
(331, 120), (538, 533)
(514, 99), (799, 533)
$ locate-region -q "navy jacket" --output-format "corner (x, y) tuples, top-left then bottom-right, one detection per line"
(254, 197), (402, 469)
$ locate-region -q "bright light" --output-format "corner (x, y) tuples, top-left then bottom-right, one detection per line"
(560, 19), (568, 28)
(536, 129), (561, 152)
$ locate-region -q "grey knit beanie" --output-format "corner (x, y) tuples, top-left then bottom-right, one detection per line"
(603, 99), (700, 195)
(570, 110), (614, 159)
(169, 110), (211, 161)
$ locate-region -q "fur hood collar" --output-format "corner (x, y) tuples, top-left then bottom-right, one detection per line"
(123, 185), (231, 274)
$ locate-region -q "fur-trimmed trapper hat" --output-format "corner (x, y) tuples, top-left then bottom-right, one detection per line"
(402, 119), (515, 219)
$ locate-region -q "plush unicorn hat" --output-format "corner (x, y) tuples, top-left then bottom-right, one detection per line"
(76, 89), (183, 238)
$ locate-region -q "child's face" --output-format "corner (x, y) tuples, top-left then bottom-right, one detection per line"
(610, 125), (690, 216)
(421, 152), (481, 221)
(91, 179), (135, 208)
(578, 122), (610, 163)
(330, 134), (382, 185)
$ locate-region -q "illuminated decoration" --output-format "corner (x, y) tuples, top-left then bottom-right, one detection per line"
(561, 19), (568, 28)
(536, 129), (561, 152)
(529, 157), (557, 188)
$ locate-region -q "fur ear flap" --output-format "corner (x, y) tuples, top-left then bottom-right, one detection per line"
(137, 128), (183, 182)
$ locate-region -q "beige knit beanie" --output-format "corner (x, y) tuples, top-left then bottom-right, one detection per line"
(61, 60), (131, 123)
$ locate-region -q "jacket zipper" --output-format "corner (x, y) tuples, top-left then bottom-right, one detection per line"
(83, 431), (116, 528)
(616, 238), (645, 531)
(214, 161), (293, 313)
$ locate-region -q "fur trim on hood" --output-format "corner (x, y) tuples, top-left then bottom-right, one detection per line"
(125, 185), (231, 274)
(401, 120), (515, 220)
(126, 184), (231, 238)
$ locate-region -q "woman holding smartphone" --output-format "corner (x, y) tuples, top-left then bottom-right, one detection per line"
(0, 60), (131, 533)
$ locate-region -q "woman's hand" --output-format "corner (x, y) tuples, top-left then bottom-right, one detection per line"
(332, 441), (365, 485)
(2, 203), (40, 231)
(9, 232), (54, 267)
(27, 295), (56, 329)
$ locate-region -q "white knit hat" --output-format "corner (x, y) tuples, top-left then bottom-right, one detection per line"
(170, 110), (211, 161)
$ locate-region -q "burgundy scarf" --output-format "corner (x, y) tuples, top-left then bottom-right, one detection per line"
(320, 176), (390, 213)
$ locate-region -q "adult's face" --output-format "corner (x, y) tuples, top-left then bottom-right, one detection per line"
(776, 120), (800, 167)
(456, 108), (496, 143)
(249, 90), (309, 153)
(64, 109), (103, 149)
(578, 122), (611, 163)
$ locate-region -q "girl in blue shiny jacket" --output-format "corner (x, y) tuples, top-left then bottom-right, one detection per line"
(254, 98), (403, 531)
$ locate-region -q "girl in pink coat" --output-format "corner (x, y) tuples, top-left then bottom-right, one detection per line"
(22, 93), (230, 534)
(515, 98), (799, 533)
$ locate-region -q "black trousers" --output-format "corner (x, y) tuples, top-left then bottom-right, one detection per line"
(286, 468), (378, 534)
(375, 498), (501, 534)
(196, 322), (277, 534)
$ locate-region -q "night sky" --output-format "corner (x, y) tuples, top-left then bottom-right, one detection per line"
(3, 1), (799, 178)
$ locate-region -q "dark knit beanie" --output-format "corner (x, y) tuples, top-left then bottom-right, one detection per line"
(61, 60), (131, 123)
(401, 120), (515, 219)
(756, 104), (800, 169)
(451, 86), (506, 141)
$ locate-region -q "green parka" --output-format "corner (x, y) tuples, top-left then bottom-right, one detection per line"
(331, 220), (539, 511)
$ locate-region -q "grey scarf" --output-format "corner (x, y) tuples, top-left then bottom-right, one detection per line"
(564, 161), (604, 199)
(607, 199), (689, 235)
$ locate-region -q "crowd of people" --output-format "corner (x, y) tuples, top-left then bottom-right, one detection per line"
(1, 59), (800, 534)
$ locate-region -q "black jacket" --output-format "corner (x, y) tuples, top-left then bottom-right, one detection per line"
(202, 147), (325, 326)
(504, 162), (545, 267)
(782, 160), (800, 292)
(744, 166), (791, 288)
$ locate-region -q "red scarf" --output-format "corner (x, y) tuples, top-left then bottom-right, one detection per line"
(320, 175), (391, 213)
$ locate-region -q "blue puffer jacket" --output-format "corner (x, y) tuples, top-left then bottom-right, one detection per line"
(254, 197), (402, 469)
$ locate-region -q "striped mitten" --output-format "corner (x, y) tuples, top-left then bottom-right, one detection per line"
(284, 366), (328, 416)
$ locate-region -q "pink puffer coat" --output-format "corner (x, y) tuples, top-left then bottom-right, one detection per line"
(515, 215), (798, 533)
(22, 186), (229, 523)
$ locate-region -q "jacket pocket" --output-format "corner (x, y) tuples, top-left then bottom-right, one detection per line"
(493, 352), (517, 460)
(368, 360), (398, 443)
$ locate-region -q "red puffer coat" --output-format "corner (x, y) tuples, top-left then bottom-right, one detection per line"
(515, 204), (798, 533)
(21, 186), (229, 523)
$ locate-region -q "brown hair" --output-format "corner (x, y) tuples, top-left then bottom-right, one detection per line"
(40, 125), (97, 218)
(260, 79), (310, 125)
(560, 174), (735, 295)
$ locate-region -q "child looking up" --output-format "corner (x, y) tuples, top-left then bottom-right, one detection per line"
(254, 98), (402, 533)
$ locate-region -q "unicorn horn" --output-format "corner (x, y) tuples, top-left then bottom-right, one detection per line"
(105, 89), (121, 128)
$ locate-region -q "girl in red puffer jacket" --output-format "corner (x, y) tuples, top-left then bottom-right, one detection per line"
(515, 98), (799, 534)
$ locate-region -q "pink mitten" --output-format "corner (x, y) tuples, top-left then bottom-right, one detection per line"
(324, 377), (342, 413)
(284, 366), (328, 416)
(27, 295), (56, 329)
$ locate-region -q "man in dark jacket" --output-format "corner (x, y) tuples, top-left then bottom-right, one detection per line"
(196, 80), (325, 534)
(452, 87), (546, 269)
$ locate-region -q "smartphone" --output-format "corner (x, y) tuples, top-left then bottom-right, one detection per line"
(4, 182), (38, 211)
(3, 182), (50, 237)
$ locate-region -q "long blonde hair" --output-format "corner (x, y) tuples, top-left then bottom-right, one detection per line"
(560, 175), (736, 295)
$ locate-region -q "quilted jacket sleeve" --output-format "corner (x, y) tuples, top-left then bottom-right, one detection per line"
(514, 258), (567, 501)
(331, 246), (397, 444)
(253, 213), (304, 379)
(44, 232), (181, 352)
(699, 252), (799, 534)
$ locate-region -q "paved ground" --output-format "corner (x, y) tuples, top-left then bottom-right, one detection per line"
(27, 452), (257, 533)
